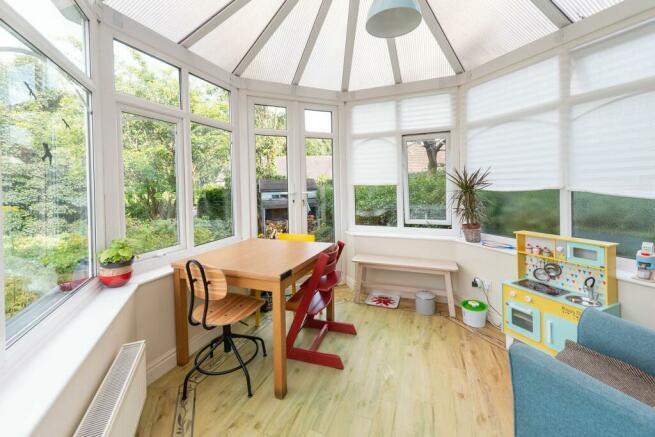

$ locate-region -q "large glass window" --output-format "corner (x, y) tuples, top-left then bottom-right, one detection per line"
(189, 74), (230, 123)
(255, 104), (287, 130)
(403, 134), (448, 225)
(113, 40), (180, 108)
(1, 22), (91, 342)
(305, 137), (334, 242)
(191, 123), (233, 245)
(121, 113), (178, 254)
(6, 0), (88, 73)
(573, 192), (655, 259)
(481, 190), (560, 238)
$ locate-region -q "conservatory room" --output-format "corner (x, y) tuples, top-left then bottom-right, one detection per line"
(2, 0), (655, 436)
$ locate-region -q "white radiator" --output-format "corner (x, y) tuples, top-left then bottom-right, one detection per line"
(75, 341), (147, 437)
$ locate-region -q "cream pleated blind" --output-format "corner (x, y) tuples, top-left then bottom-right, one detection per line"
(465, 57), (560, 191)
(351, 93), (452, 186)
(568, 22), (655, 199)
(351, 137), (397, 185)
(399, 93), (452, 130)
(466, 57), (559, 123)
(467, 111), (560, 191)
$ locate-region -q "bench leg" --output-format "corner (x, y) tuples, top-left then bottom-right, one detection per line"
(354, 263), (364, 303)
(445, 272), (455, 318)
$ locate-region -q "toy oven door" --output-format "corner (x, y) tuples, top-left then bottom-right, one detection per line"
(505, 300), (541, 342)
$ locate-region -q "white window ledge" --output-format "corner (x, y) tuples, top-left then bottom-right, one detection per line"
(0, 280), (138, 436)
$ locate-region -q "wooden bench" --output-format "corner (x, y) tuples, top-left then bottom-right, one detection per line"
(352, 254), (459, 317)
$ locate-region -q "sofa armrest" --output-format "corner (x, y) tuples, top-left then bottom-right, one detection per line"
(509, 343), (655, 437)
(578, 308), (655, 375)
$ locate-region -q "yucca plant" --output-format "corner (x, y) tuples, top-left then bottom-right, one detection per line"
(447, 167), (491, 242)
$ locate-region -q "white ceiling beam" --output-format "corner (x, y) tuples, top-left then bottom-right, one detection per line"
(341, 0), (360, 92)
(529, 0), (573, 28)
(233, 0), (301, 76)
(178, 0), (251, 48)
(387, 39), (402, 84)
(292, 0), (332, 86)
(416, 0), (464, 74)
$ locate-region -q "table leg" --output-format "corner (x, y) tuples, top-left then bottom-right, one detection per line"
(445, 272), (456, 318)
(271, 282), (287, 399)
(251, 289), (262, 327)
(173, 268), (190, 366)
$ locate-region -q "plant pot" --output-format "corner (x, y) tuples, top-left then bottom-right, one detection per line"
(99, 257), (134, 288)
(462, 223), (481, 243)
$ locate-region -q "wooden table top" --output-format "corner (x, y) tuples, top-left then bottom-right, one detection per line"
(172, 239), (333, 281)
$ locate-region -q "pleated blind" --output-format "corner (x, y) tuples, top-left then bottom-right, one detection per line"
(399, 93), (452, 130)
(465, 57), (560, 190)
(466, 57), (559, 123)
(352, 137), (397, 185)
(351, 93), (452, 186)
(467, 112), (560, 191)
(568, 22), (655, 199)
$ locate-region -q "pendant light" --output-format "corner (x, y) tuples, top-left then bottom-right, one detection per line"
(366, 0), (422, 38)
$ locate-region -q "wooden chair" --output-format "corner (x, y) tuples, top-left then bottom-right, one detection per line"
(182, 260), (266, 400)
(285, 242), (356, 369)
(251, 233), (316, 327)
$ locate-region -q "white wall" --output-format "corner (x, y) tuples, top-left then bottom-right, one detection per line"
(344, 233), (655, 330)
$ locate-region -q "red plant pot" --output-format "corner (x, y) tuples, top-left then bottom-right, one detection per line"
(99, 258), (134, 288)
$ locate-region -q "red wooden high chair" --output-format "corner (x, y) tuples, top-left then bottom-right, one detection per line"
(285, 241), (356, 369)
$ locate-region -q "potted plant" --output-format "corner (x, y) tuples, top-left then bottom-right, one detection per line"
(98, 239), (135, 287)
(448, 167), (491, 243)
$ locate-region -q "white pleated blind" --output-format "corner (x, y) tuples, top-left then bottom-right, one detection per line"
(399, 93), (452, 130)
(467, 111), (560, 191)
(352, 137), (397, 185)
(571, 20), (655, 95)
(466, 57), (559, 123)
(351, 101), (396, 135)
(569, 92), (655, 199)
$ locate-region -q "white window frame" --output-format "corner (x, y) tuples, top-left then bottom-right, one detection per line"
(0, 0), (103, 353)
(347, 90), (457, 236)
(402, 132), (452, 227)
(300, 103), (340, 239)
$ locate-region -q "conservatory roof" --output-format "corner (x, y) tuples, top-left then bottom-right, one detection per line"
(103, 0), (624, 92)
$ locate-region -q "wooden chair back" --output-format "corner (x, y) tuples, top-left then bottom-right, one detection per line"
(186, 260), (228, 301)
(277, 233), (316, 242)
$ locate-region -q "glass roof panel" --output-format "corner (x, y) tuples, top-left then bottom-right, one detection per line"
(426, 0), (556, 70)
(349, 0), (395, 91)
(190, 0), (284, 73)
(243, 0), (323, 84)
(395, 20), (454, 83)
(553, 0), (623, 22)
(300, 0), (349, 91)
(104, 0), (231, 43)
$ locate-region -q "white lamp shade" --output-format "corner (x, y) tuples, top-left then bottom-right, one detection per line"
(366, 0), (422, 38)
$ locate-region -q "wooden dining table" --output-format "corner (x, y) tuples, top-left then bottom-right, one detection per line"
(171, 238), (333, 399)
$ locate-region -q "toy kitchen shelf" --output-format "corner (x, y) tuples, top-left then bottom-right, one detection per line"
(503, 231), (620, 356)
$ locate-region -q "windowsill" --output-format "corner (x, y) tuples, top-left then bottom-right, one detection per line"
(0, 280), (138, 436)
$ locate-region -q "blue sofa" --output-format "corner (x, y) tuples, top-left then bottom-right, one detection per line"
(509, 309), (655, 437)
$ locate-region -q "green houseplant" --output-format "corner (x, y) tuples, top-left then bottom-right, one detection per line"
(98, 239), (135, 287)
(448, 167), (491, 243)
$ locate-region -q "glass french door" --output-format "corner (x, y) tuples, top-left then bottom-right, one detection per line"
(251, 99), (337, 242)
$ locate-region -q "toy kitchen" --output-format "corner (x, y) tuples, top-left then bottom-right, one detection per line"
(503, 230), (620, 355)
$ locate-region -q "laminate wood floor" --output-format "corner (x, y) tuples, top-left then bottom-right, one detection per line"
(137, 287), (513, 437)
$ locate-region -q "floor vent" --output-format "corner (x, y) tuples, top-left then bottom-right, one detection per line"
(75, 340), (146, 437)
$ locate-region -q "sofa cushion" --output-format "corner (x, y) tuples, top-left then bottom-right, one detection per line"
(557, 340), (655, 407)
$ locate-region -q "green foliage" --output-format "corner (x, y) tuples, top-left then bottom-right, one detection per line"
(126, 218), (178, 255)
(194, 218), (233, 246)
(99, 239), (135, 265)
(4, 275), (39, 320)
(354, 185), (397, 226)
(407, 169), (447, 220)
(197, 186), (230, 219)
(41, 233), (88, 280)
(481, 190), (560, 238)
(448, 167), (491, 225)
(189, 75), (229, 122)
